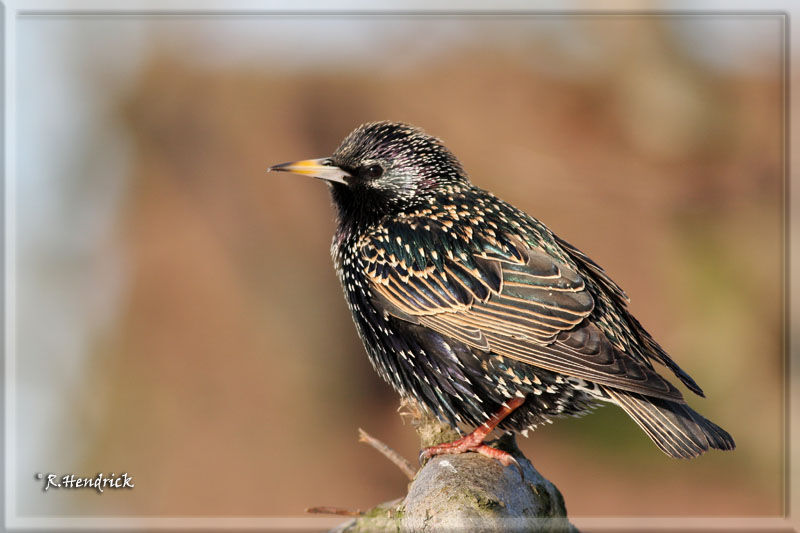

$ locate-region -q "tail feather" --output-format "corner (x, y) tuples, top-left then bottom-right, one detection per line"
(605, 388), (735, 458)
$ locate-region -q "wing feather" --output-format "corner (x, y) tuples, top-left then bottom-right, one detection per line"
(361, 225), (684, 402)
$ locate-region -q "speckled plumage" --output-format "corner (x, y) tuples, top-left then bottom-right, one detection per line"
(273, 121), (734, 459)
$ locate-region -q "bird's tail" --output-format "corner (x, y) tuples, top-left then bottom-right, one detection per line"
(605, 388), (735, 459)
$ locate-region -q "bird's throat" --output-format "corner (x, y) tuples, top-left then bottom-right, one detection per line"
(329, 182), (393, 242)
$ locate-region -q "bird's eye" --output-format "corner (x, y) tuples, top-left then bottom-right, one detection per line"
(362, 164), (384, 179)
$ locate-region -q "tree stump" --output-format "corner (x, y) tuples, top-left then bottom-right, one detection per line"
(330, 404), (576, 532)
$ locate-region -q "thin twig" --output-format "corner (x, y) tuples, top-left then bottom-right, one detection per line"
(306, 506), (363, 517)
(358, 428), (418, 480)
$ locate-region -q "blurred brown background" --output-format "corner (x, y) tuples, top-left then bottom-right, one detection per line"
(15, 13), (784, 521)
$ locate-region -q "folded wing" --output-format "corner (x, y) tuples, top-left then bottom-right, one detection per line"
(362, 224), (684, 402)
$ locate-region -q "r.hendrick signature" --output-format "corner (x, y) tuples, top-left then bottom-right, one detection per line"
(35, 472), (134, 494)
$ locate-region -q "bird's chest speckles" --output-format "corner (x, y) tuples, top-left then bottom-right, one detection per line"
(332, 234), (411, 391)
(332, 241), (364, 300)
(332, 237), (374, 334)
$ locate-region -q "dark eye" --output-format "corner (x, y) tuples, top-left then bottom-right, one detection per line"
(362, 164), (384, 179)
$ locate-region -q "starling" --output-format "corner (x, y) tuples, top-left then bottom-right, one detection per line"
(270, 121), (735, 465)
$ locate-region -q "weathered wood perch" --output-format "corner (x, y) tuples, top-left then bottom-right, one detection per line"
(327, 403), (576, 532)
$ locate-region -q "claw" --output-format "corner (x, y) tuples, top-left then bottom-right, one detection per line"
(508, 455), (524, 481)
(482, 447), (524, 480)
(418, 449), (430, 466)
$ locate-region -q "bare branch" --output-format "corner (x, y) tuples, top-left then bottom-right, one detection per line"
(358, 428), (417, 480)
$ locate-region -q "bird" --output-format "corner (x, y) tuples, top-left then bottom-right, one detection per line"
(269, 121), (735, 466)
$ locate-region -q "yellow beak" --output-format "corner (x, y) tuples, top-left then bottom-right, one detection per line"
(268, 158), (351, 185)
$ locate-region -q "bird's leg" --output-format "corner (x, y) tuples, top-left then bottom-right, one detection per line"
(419, 396), (525, 468)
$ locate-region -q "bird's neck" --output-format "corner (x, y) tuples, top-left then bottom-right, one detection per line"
(329, 183), (392, 242)
(328, 180), (474, 251)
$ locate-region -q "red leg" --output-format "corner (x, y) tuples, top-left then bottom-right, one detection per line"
(420, 397), (525, 467)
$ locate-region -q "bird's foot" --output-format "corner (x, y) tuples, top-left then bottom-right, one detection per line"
(419, 438), (522, 475)
(419, 397), (525, 474)
(420, 434), (517, 464)
(419, 431), (484, 462)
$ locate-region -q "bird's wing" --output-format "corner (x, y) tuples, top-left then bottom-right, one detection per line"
(360, 221), (684, 402)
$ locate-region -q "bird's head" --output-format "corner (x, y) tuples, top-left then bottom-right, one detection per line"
(270, 121), (468, 228)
